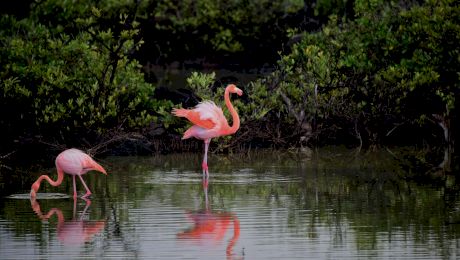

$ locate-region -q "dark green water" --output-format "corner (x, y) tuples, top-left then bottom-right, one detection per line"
(1, 148), (460, 259)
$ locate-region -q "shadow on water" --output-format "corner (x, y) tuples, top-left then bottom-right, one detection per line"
(0, 147), (460, 259)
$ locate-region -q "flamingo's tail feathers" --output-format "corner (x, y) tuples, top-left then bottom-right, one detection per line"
(83, 158), (107, 175)
(93, 162), (107, 175)
(182, 128), (195, 140)
(172, 108), (189, 118)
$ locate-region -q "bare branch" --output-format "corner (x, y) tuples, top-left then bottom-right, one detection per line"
(279, 91), (304, 124)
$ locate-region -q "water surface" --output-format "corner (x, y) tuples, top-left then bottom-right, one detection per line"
(1, 148), (460, 259)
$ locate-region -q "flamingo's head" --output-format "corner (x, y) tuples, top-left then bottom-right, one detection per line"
(30, 181), (40, 199)
(30, 189), (37, 199)
(227, 84), (243, 96)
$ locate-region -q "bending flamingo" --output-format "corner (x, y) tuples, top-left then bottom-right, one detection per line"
(30, 148), (107, 199)
(172, 84), (243, 176)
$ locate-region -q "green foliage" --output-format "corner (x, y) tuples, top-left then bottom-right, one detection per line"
(153, 0), (303, 52)
(234, 0), (460, 147)
(149, 0), (305, 64)
(1, 0), (458, 152)
(186, 71), (217, 100)
(21, 0), (311, 70)
(177, 0), (459, 148)
(0, 7), (172, 147)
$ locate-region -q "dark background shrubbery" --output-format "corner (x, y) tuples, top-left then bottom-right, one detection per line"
(0, 1), (458, 170)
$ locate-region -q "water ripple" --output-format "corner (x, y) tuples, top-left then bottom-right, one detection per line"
(144, 169), (302, 185)
(5, 193), (71, 200)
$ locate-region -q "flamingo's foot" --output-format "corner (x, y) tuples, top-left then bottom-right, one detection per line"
(202, 162), (208, 171)
(202, 169), (209, 178)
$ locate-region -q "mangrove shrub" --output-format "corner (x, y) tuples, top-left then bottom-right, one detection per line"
(0, 9), (171, 151)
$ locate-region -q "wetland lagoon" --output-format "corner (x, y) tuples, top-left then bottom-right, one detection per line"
(1, 147), (460, 259)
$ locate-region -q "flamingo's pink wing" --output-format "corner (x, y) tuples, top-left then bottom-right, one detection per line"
(194, 101), (228, 131)
(173, 101), (228, 131)
(180, 110), (216, 129)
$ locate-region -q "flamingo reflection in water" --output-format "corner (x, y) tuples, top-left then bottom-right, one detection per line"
(30, 198), (105, 246)
(177, 178), (243, 259)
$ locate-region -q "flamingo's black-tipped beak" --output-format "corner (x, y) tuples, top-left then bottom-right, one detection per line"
(235, 88), (243, 96)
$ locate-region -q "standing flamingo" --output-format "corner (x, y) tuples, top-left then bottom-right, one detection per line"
(30, 148), (107, 199)
(172, 84), (243, 176)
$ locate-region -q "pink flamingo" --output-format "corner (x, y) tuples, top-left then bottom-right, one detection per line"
(30, 148), (107, 199)
(172, 84), (243, 176)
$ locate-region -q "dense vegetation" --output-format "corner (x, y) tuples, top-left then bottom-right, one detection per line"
(0, 0), (458, 171)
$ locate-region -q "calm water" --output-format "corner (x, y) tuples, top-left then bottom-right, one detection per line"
(1, 148), (460, 259)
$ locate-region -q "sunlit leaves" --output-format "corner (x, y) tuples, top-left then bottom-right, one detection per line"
(186, 71), (216, 100)
(0, 77), (31, 98)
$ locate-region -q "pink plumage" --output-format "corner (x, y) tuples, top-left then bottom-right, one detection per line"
(172, 84), (243, 176)
(30, 148), (107, 199)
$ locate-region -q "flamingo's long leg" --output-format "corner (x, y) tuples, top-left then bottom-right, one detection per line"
(73, 195), (77, 218)
(202, 139), (210, 176)
(77, 174), (92, 198)
(72, 175), (78, 199)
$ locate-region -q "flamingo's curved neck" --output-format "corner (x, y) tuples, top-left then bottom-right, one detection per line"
(224, 88), (240, 135)
(32, 167), (65, 194)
